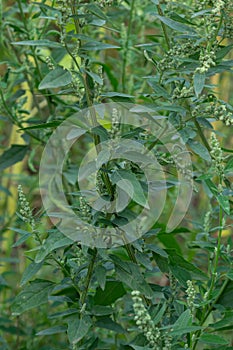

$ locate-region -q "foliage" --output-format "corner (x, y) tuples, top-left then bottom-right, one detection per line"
(0, 0), (233, 349)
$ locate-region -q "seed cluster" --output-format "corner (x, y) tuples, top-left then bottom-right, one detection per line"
(110, 108), (121, 139)
(186, 280), (196, 314)
(192, 101), (233, 126)
(131, 291), (161, 349)
(55, 0), (71, 46)
(195, 49), (216, 74)
(17, 185), (35, 231)
(45, 56), (55, 70)
(210, 133), (225, 177)
(79, 196), (92, 223)
(159, 40), (199, 71)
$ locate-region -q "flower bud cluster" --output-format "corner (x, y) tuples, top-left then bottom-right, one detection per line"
(212, 0), (225, 15)
(18, 185), (35, 231)
(210, 133), (225, 177)
(71, 248), (86, 266)
(96, 170), (108, 196)
(195, 49), (216, 74)
(45, 56), (55, 70)
(98, 0), (114, 7)
(159, 41), (199, 71)
(131, 291), (161, 348)
(173, 152), (193, 183)
(172, 85), (194, 100)
(55, 0), (71, 46)
(163, 331), (172, 350)
(192, 101), (233, 125)
(186, 280), (196, 314)
(110, 108), (121, 139)
(78, 196), (92, 223)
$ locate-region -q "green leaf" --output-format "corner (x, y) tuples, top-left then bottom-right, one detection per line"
(19, 121), (61, 131)
(152, 252), (169, 273)
(80, 42), (120, 51)
(0, 275), (8, 286)
(38, 66), (72, 90)
(111, 170), (148, 208)
(35, 231), (73, 263)
(11, 40), (62, 48)
(111, 255), (153, 297)
(170, 326), (202, 336)
(167, 250), (207, 280)
(225, 157), (233, 173)
(0, 145), (28, 171)
(218, 281), (233, 308)
(152, 303), (167, 326)
(92, 305), (113, 316)
(154, 15), (196, 33)
(194, 72), (206, 96)
(12, 233), (31, 247)
(67, 315), (91, 345)
(36, 326), (67, 336)
(101, 92), (134, 98)
(20, 261), (44, 286)
(94, 280), (126, 306)
(216, 194), (230, 215)
(95, 317), (125, 333)
(216, 44), (233, 60)
(210, 311), (233, 330)
(157, 233), (182, 254)
(86, 70), (103, 85)
(95, 265), (106, 290)
(187, 139), (211, 161)
(12, 280), (54, 315)
(199, 333), (228, 345)
(173, 309), (192, 330)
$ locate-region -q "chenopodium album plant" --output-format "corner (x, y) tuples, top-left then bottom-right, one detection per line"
(0, 0), (233, 349)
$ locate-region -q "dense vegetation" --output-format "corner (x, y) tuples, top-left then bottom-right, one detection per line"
(0, 0), (233, 349)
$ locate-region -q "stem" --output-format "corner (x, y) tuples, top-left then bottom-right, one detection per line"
(16, 0), (54, 115)
(194, 119), (212, 152)
(122, 0), (136, 92)
(192, 279), (229, 350)
(80, 248), (98, 305)
(192, 185), (224, 350)
(156, 4), (171, 50)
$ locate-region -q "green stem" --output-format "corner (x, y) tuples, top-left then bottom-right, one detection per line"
(156, 4), (171, 50)
(122, 0), (136, 92)
(194, 119), (212, 152)
(80, 248), (98, 305)
(192, 195), (224, 350)
(192, 279), (229, 350)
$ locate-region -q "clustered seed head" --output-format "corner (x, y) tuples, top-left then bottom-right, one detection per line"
(96, 170), (107, 196)
(72, 248), (86, 266)
(159, 41), (199, 71)
(56, 0), (71, 46)
(79, 196), (92, 222)
(162, 331), (172, 350)
(186, 280), (196, 314)
(131, 291), (161, 349)
(192, 100), (233, 126)
(172, 85), (194, 100)
(98, 0), (114, 7)
(45, 56), (55, 70)
(195, 49), (216, 74)
(210, 133), (225, 177)
(17, 185), (35, 231)
(110, 108), (121, 139)
(173, 153), (193, 183)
